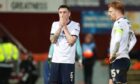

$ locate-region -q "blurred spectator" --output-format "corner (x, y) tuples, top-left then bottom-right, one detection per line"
(82, 34), (97, 84)
(18, 53), (38, 84)
(0, 36), (19, 84)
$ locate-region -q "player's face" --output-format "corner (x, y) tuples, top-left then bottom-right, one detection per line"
(108, 7), (116, 21)
(58, 8), (70, 20)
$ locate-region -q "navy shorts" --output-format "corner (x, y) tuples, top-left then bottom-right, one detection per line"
(109, 58), (130, 84)
(49, 62), (75, 84)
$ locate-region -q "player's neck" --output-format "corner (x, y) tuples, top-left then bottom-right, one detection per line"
(116, 14), (124, 21)
(67, 19), (71, 25)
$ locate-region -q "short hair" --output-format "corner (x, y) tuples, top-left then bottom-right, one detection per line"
(108, 0), (125, 14)
(58, 5), (70, 12)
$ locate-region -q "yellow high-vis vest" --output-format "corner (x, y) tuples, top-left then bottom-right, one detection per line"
(0, 42), (19, 62)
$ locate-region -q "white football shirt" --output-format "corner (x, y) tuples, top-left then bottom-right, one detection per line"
(50, 20), (80, 64)
(110, 17), (137, 60)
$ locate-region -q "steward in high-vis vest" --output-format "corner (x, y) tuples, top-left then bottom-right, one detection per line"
(0, 37), (19, 84)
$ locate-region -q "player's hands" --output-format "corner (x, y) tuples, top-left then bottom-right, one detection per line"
(109, 53), (116, 63)
(60, 16), (67, 27)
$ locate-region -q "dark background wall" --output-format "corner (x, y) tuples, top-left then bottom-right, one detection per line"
(0, 12), (139, 58)
(0, 12), (80, 53)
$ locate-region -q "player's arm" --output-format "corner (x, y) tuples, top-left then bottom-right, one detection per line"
(50, 23), (62, 43)
(128, 31), (137, 52)
(50, 28), (62, 43)
(110, 28), (123, 61)
(63, 25), (77, 45)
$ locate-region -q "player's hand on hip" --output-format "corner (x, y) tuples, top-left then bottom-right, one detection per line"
(109, 54), (116, 63)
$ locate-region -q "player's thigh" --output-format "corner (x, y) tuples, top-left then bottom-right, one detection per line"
(49, 63), (60, 83)
(61, 63), (75, 84)
(109, 64), (113, 80)
(110, 58), (130, 83)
